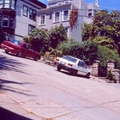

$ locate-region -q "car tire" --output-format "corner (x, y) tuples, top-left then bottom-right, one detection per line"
(17, 51), (23, 57)
(85, 72), (90, 78)
(73, 70), (78, 75)
(57, 65), (61, 71)
(34, 56), (39, 61)
(5, 49), (9, 54)
(70, 70), (78, 75)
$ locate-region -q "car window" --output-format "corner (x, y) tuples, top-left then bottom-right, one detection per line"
(29, 46), (34, 51)
(78, 61), (83, 67)
(10, 40), (22, 45)
(63, 56), (77, 63)
(83, 62), (87, 68)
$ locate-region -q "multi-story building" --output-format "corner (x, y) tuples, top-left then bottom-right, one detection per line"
(0, 0), (46, 40)
(37, 0), (99, 41)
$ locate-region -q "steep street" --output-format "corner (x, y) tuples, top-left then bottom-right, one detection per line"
(0, 49), (120, 120)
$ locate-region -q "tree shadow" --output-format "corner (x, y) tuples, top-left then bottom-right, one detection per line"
(0, 54), (27, 73)
(0, 107), (33, 120)
(0, 78), (35, 96)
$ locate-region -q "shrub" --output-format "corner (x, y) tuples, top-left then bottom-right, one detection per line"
(97, 45), (120, 76)
(57, 41), (98, 65)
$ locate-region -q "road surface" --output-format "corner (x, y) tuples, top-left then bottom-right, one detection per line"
(0, 49), (120, 120)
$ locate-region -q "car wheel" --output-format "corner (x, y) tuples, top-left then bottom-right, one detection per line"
(70, 70), (78, 75)
(57, 65), (61, 71)
(85, 72), (90, 78)
(34, 56), (39, 61)
(73, 70), (78, 75)
(5, 49), (9, 54)
(17, 51), (23, 57)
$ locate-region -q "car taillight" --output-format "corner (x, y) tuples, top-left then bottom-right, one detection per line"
(68, 63), (72, 67)
(56, 58), (59, 62)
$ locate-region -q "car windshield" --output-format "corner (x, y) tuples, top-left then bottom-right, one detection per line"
(63, 56), (77, 63)
(10, 40), (22, 45)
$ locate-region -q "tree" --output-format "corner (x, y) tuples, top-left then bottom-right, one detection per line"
(49, 24), (68, 49)
(30, 28), (49, 52)
(82, 10), (120, 53)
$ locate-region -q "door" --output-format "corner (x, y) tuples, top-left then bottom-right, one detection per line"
(77, 61), (88, 75)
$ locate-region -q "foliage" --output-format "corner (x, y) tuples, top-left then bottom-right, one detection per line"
(88, 36), (118, 51)
(49, 24), (68, 49)
(30, 28), (49, 52)
(82, 10), (120, 54)
(69, 8), (78, 30)
(106, 70), (116, 82)
(97, 45), (120, 76)
(23, 36), (31, 43)
(57, 40), (98, 65)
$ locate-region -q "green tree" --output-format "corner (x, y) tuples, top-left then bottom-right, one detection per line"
(82, 10), (120, 53)
(49, 24), (68, 49)
(30, 28), (49, 52)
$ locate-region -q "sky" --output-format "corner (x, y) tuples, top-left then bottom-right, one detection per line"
(39, 0), (120, 11)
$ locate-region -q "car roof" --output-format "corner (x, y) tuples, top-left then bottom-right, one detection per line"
(64, 55), (84, 62)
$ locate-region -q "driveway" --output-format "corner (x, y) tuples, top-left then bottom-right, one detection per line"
(0, 49), (120, 120)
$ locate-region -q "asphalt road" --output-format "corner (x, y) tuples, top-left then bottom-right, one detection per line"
(0, 49), (120, 120)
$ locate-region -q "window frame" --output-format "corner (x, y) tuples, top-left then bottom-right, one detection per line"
(28, 24), (35, 35)
(54, 11), (60, 23)
(62, 10), (69, 21)
(2, 16), (9, 27)
(39, 15), (46, 25)
(23, 5), (28, 17)
(29, 8), (36, 21)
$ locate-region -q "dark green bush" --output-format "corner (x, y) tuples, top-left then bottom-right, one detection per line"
(97, 46), (120, 76)
(57, 41), (98, 65)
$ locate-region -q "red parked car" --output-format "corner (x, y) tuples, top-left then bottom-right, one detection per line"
(1, 39), (41, 61)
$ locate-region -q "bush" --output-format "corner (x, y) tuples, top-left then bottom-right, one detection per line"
(97, 46), (120, 76)
(57, 41), (98, 65)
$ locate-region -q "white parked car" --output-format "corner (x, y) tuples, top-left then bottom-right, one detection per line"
(55, 55), (91, 78)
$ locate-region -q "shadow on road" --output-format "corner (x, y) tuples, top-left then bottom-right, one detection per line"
(0, 107), (33, 120)
(0, 78), (34, 96)
(0, 54), (27, 73)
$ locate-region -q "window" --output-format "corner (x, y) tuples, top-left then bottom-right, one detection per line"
(2, 0), (15, 9)
(28, 24), (35, 35)
(54, 11), (60, 22)
(88, 13), (92, 17)
(2, 16), (9, 27)
(78, 61), (84, 67)
(23, 5), (28, 17)
(11, 0), (15, 9)
(0, 0), (3, 8)
(29, 8), (36, 21)
(40, 15), (45, 25)
(88, 9), (92, 11)
(4, 0), (9, 8)
(65, 27), (69, 37)
(10, 18), (14, 28)
(63, 10), (69, 21)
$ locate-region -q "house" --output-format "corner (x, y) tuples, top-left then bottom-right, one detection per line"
(37, 0), (99, 41)
(0, 0), (46, 40)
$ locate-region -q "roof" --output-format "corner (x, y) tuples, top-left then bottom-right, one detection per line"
(29, 0), (46, 8)
(38, 2), (71, 13)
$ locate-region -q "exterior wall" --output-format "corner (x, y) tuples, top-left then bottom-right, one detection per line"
(37, 4), (72, 39)
(84, 3), (99, 24)
(38, 0), (99, 41)
(70, 9), (84, 41)
(15, 0), (46, 41)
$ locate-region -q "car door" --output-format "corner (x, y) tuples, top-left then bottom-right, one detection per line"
(77, 61), (88, 75)
(21, 43), (30, 57)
